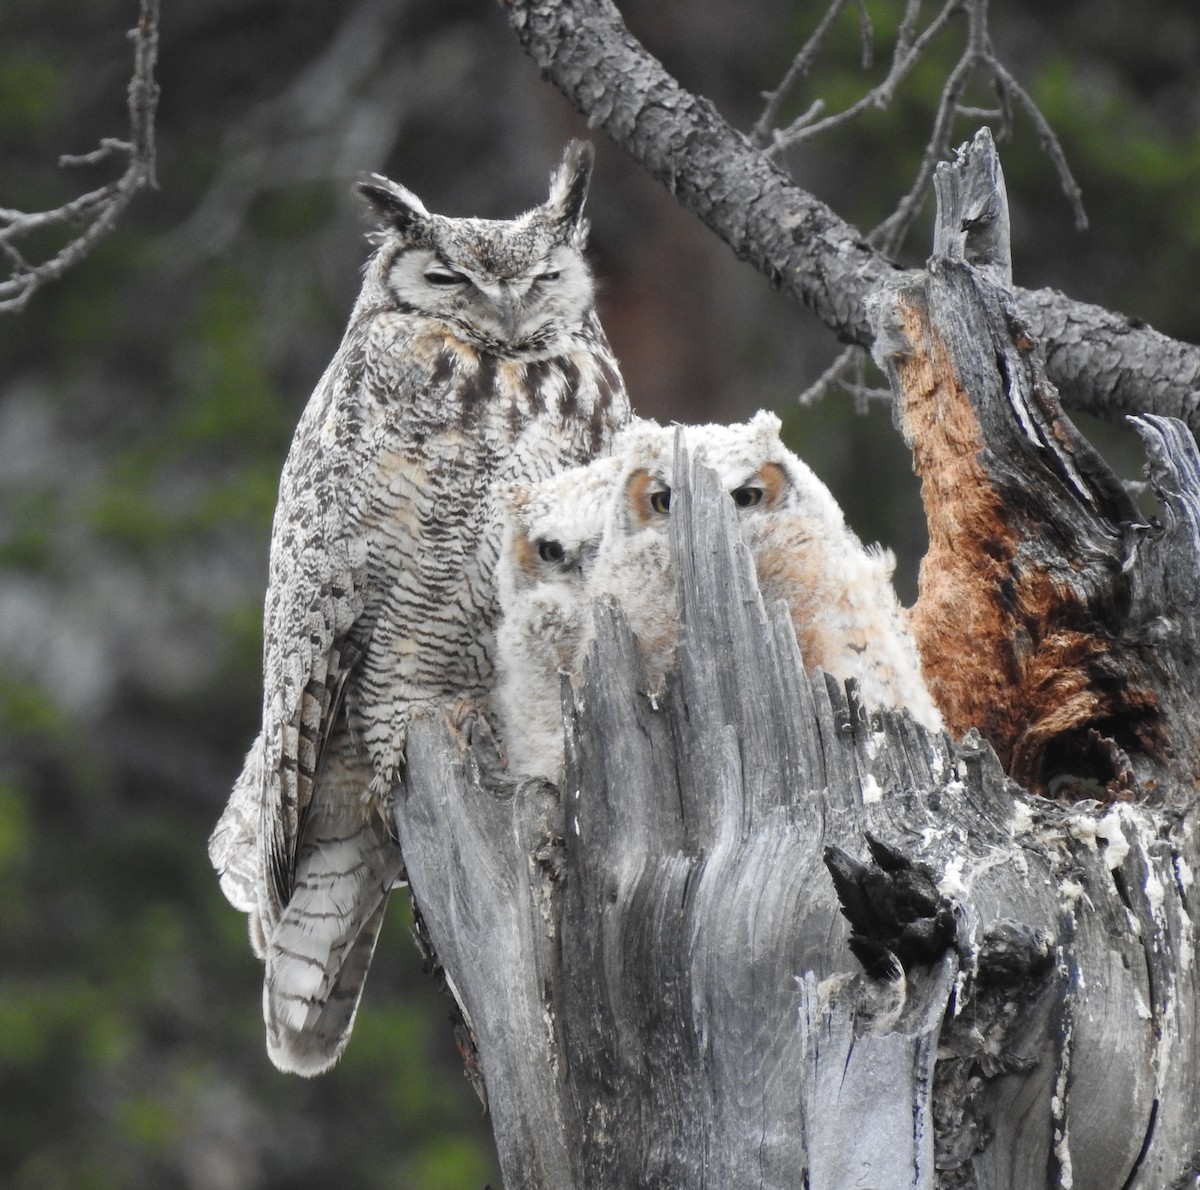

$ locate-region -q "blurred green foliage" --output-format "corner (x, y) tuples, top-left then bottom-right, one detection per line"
(0, 48), (61, 136)
(0, 1), (1197, 1187)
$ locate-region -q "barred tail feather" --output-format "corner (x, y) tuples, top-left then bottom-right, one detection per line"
(263, 807), (403, 1076)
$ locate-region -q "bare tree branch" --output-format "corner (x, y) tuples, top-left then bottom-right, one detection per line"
(500, 0), (1200, 434)
(758, 0), (1086, 253)
(0, 0), (159, 314)
(795, 345), (890, 410)
(868, 0), (986, 254)
(990, 58), (1087, 230)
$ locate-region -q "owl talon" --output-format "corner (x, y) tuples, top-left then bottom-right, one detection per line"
(448, 697), (480, 736)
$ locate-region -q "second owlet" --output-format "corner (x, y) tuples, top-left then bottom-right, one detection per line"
(594, 411), (942, 728)
(494, 456), (621, 784)
(207, 142), (630, 1075)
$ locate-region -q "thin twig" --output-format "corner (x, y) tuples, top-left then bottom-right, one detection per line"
(752, 0), (853, 147)
(767, 0), (1087, 259)
(797, 345), (859, 406)
(852, 0), (875, 70)
(869, 32), (979, 253)
(769, 0), (962, 156)
(0, 0), (159, 313)
(895, 0), (924, 57)
(990, 59), (1088, 231)
(799, 346), (892, 411)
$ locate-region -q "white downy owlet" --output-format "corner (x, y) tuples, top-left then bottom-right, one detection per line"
(494, 455), (621, 783)
(595, 411), (941, 728)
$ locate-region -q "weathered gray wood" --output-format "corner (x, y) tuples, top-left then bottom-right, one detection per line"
(396, 722), (576, 1189)
(396, 464), (1200, 1186)
(392, 130), (1200, 1188)
(868, 127), (1200, 1187)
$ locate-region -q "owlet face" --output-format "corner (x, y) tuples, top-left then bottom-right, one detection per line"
(501, 456), (622, 592)
(357, 143), (597, 348)
(613, 411), (804, 534)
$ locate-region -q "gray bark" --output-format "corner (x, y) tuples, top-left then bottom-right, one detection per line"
(500, 0), (1200, 435)
(393, 130), (1200, 1188)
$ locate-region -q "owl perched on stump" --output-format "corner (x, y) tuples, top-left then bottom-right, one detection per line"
(208, 142), (629, 1075)
(493, 411), (938, 783)
(598, 411), (940, 727)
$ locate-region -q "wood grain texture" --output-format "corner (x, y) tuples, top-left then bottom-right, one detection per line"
(392, 128), (1200, 1190)
(395, 450), (1200, 1187)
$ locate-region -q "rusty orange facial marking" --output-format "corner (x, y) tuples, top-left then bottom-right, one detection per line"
(625, 469), (666, 529)
(513, 531), (540, 580)
(757, 462), (792, 510)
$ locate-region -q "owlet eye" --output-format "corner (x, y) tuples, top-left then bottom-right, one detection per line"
(424, 268), (466, 287)
(731, 486), (764, 509)
(649, 488), (672, 515)
(537, 539), (566, 564)
(536, 270), (561, 282)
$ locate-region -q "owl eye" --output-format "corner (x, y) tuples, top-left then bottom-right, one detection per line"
(731, 486), (764, 509)
(649, 488), (672, 515)
(424, 268), (467, 287)
(535, 270), (561, 282)
(537, 539), (566, 564)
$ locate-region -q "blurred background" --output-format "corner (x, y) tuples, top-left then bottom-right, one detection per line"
(1, 0), (1198, 1186)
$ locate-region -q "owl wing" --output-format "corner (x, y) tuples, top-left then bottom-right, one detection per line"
(248, 329), (410, 1073)
(263, 721), (403, 1075)
(209, 733), (268, 923)
(252, 336), (378, 934)
(255, 555), (405, 1077)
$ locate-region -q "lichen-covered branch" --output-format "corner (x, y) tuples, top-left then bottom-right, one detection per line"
(500, 0), (1200, 433)
(0, 0), (159, 313)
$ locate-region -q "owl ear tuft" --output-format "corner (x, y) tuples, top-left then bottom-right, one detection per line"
(356, 173), (431, 237)
(545, 141), (594, 234)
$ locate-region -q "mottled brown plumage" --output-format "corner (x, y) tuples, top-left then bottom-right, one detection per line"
(208, 142), (629, 1074)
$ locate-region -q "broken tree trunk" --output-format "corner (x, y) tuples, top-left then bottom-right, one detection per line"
(393, 131), (1200, 1189)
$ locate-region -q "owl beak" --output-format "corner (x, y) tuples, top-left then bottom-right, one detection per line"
(577, 540), (600, 577)
(493, 282), (520, 341)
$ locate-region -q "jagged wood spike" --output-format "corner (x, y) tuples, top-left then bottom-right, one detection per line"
(392, 133), (1200, 1188)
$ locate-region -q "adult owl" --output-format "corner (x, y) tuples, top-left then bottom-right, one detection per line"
(494, 456), (621, 783)
(208, 142), (629, 1075)
(596, 412), (941, 727)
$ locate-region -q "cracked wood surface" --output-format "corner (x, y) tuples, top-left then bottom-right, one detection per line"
(395, 449), (1200, 1186)
(392, 124), (1200, 1190)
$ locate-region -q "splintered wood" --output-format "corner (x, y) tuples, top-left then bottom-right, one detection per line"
(890, 293), (1164, 798)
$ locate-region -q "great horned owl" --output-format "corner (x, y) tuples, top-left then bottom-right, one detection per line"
(589, 412), (805, 694)
(494, 455), (622, 783)
(595, 411), (941, 727)
(208, 142), (629, 1075)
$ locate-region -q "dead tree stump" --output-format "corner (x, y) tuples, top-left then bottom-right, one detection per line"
(393, 130), (1200, 1189)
